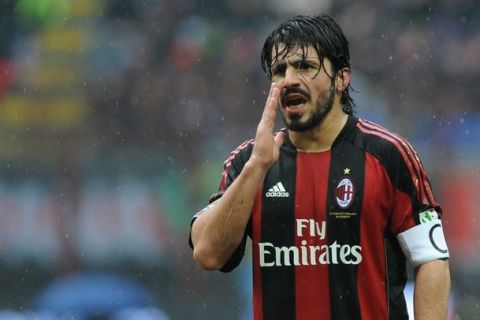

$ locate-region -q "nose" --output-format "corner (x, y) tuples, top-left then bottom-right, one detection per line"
(283, 65), (301, 88)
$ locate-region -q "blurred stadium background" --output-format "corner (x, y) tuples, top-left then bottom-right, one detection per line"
(0, 0), (478, 319)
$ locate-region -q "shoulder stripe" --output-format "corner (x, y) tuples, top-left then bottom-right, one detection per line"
(220, 139), (254, 191)
(223, 139), (254, 166)
(360, 120), (435, 205)
(356, 121), (425, 204)
(357, 120), (434, 206)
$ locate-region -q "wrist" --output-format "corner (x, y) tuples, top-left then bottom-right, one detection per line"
(243, 159), (270, 179)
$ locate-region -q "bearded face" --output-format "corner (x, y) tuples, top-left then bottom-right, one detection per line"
(271, 44), (338, 132)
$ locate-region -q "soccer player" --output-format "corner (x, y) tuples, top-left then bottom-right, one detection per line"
(189, 14), (450, 319)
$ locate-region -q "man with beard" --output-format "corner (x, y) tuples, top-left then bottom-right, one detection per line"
(189, 14), (450, 320)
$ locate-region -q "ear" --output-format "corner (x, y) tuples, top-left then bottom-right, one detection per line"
(336, 68), (351, 92)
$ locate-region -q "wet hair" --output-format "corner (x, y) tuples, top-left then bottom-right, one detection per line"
(261, 14), (355, 114)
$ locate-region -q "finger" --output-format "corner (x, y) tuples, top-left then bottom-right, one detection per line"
(261, 82), (282, 124)
(269, 80), (283, 108)
(266, 80), (279, 100)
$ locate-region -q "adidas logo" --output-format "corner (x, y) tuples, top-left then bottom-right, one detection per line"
(266, 182), (290, 198)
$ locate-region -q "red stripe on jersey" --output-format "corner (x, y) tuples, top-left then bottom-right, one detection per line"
(252, 191), (264, 320)
(357, 121), (429, 205)
(358, 153), (390, 318)
(294, 152), (331, 320)
(391, 189), (417, 234)
(220, 139), (254, 191)
(361, 119), (435, 204)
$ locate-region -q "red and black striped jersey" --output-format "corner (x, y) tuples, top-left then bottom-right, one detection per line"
(191, 116), (448, 320)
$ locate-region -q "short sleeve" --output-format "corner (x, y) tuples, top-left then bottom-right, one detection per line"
(385, 137), (449, 266)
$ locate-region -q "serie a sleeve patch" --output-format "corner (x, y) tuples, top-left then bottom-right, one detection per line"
(397, 219), (449, 268)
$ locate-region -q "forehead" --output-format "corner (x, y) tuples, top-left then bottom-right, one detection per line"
(271, 43), (320, 62)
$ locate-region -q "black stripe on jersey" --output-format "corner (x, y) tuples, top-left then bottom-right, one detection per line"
(359, 120), (433, 207)
(327, 141), (364, 320)
(384, 234), (409, 320)
(261, 148), (297, 320)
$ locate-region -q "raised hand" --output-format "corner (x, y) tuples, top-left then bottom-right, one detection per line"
(249, 81), (286, 169)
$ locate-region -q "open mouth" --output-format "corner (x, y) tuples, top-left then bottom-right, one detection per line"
(282, 87), (310, 110)
(283, 93), (308, 108)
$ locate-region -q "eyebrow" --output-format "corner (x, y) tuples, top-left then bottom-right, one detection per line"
(271, 57), (320, 70)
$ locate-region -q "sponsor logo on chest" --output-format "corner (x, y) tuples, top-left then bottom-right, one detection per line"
(258, 219), (363, 267)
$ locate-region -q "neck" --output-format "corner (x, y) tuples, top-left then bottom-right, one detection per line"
(289, 105), (349, 152)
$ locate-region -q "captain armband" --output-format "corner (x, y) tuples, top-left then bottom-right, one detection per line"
(397, 219), (449, 268)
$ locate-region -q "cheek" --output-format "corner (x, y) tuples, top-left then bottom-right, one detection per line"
(313, 79), (335, 99)
(308, 76), (331, 92)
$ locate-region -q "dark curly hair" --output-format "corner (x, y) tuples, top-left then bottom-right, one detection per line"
(261, 14), (355, 114)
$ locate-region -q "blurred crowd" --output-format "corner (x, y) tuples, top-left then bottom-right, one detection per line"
(0, 0), (479, 319)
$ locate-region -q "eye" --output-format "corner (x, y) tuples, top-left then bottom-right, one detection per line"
(271, 63), (286, 78)
(296, 61), (314, 70)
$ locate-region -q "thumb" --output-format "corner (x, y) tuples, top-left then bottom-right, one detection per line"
(274, 131), (286, 149)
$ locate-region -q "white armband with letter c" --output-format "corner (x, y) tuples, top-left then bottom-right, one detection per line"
(397, 219), (449, 268)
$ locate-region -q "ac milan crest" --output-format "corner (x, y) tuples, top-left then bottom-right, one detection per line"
(336, 178), (355, 208)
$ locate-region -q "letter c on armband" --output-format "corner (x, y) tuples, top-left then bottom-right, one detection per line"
(429, 223), (448, 254)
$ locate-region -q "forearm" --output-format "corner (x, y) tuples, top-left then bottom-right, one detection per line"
(191, 160), (268, 270)
(414, 259), (451, 319)
(192, 81), (284, 270)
